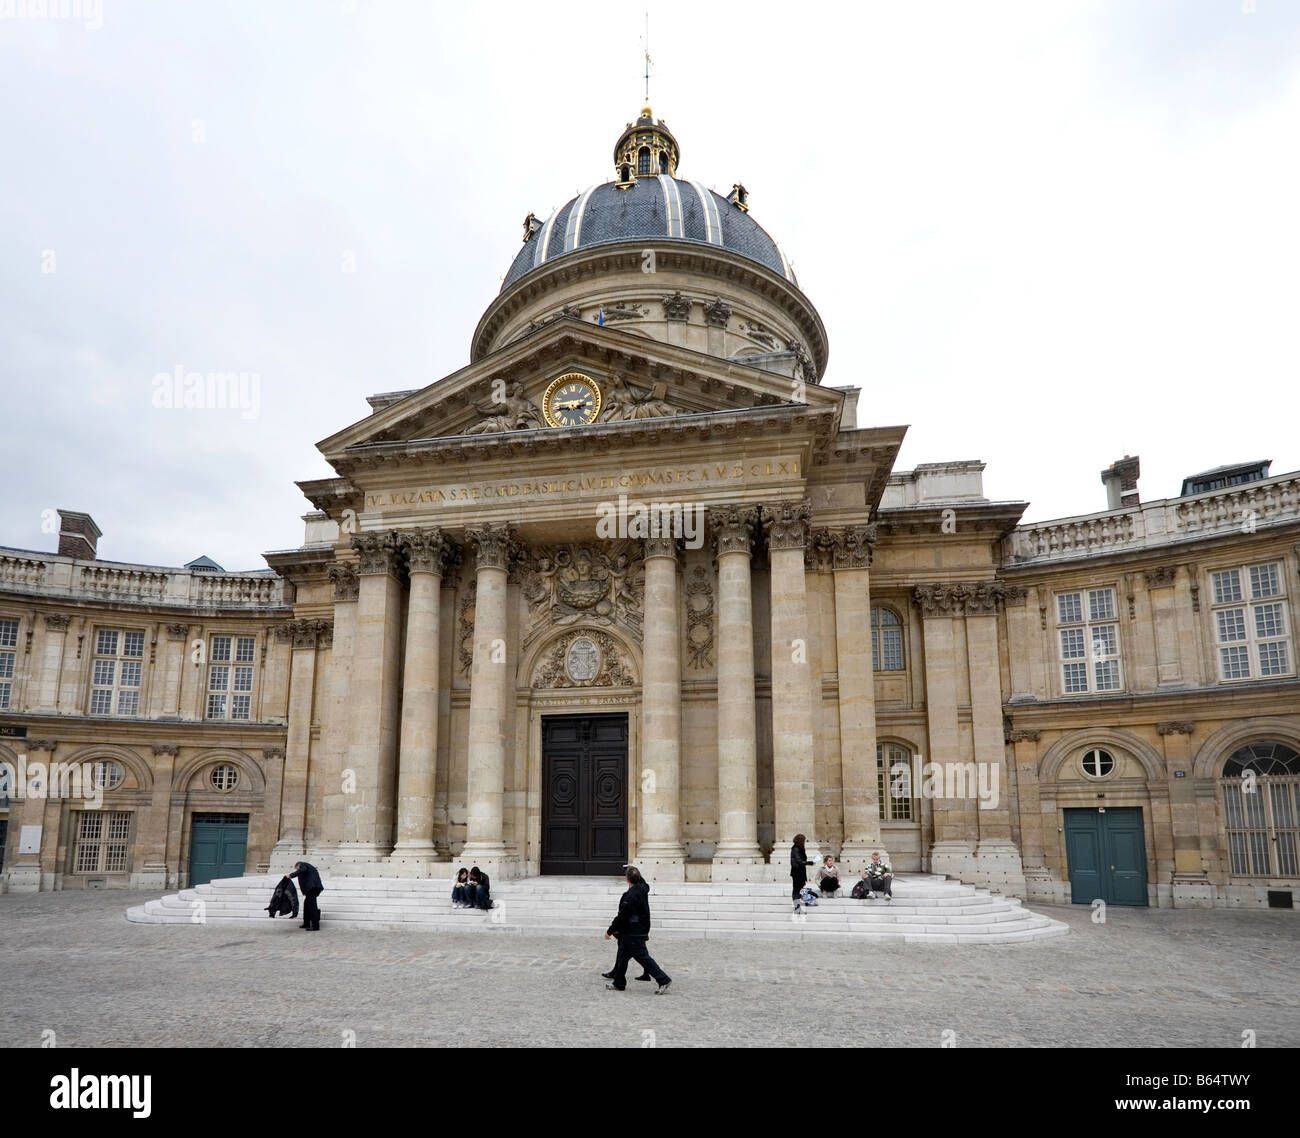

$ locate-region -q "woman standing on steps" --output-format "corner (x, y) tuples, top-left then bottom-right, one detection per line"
(790, 834), (813, 912)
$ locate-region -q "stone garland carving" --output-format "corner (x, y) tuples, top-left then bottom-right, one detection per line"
(598, 373), (679, 421)
(351, 531), (402, 576)
(742, 321), (779, 350)
(685, 565), (715, 669)
(456, 579), (477, 675)
(703, 297), (732, 327)
(152, 743), (180, 756)
(464, 382), (541, 435)
(912, 581), (1017, 616)
(762, 500), (812, 551)
(661, 291), (692, 321)
(1144, 565), (1178, 589)
(600, 302), (648, 323)
(519, 543), (644, 646)
(327, 562), (360, 602)
(710, 505), (759, 558)
(467, 524), (520, 572)
(531, 629), (636, 689)
(1156, 721), (1195, 736)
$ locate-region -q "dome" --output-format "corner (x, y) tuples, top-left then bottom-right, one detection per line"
(502, 105), (797, 294)
(503, 176), (797, 292)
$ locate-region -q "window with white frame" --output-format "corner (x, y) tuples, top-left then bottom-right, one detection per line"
(1056, 588), (1122, 694)
(72, 810), (132, 874)
(1220, 742), (1300, 876)
(88, 629), (145, 716)
(206, 635), (256, 720)
(1210, 563), (1292, 682)
(0, 617), (18, 710)
(876, 742), (915, 822)
(871, 607), (904, 671)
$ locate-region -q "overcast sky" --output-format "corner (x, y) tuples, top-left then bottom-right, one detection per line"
(2, 0), (1297, 570)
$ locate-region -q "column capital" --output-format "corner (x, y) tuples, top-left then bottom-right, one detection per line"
(466, 523), (520, 572)
(263, 746), (286, 761)
(151, 743), (181, 756)
(43, 613), (72, 630)
(327, 561), (360, 601)
(643, 536), (680, 562)
(1005, 729), (1041, 743)
(350, 531), (403, 577)
(912, 580), (1010, 616)
(1156, 720), (1196, 736)
(709, 505), (759, 559)
(400, 529), (459, 576)
(761, 499), (812, 552)
(28, 738), (59, 752)
(165, 622), (191, 640)
(277, 619), (333, 649)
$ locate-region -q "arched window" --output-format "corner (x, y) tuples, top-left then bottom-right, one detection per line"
(619, 164), (631, 184)
(871, 607), (904, 671)
(1220, 741), (1300, 876)
(659, 151), (669, 174)
(876, 742), (914, 821)
(637, 147), (651, 176)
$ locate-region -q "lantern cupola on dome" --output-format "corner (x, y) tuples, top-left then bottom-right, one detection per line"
(613, 103), (680, 185)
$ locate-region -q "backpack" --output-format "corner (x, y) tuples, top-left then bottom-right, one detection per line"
(850, 879), (869, 900)
(799, 885), (819, 906)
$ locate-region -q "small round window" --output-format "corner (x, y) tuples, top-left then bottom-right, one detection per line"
(210, 764), (239, 792)
(89, 761), (124, 790)
(1081, 749), (1115, 778)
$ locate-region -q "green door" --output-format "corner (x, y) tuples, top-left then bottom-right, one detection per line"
(189, 812), (249, 886)
(1064, 807), (1148, 906)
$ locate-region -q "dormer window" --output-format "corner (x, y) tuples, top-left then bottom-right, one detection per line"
(728, 183), (749, 211)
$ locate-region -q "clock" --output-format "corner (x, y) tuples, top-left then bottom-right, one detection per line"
(542, 372), (602, 427)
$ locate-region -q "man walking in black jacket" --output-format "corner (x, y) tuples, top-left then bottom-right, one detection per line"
(603, 867), (671, 994)
(288, 861), (324, 930)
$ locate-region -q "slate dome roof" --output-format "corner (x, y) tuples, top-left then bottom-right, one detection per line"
(501, 113), (798, 293)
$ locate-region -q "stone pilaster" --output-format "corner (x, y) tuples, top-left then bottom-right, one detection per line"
(34, 614), (70, 713)
(637, 537), (686, 877)
(710, 506), (764, 872)
(764, 501), (821, 865)
(271, 619), (330, 867)
(339, 532), (403, 858)
(315, 561), (358, 857)
(392, 530), (455, 861)
(825, 525), (885, 864)
(461, 524), (518, 873)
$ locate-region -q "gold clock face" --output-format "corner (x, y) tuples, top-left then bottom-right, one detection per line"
(542, 373), (602, 427)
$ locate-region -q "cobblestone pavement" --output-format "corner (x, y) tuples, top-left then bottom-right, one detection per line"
(1, 891), (1296, 1047)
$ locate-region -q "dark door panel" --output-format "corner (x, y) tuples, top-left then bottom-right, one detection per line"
(541, 714), (627, 874)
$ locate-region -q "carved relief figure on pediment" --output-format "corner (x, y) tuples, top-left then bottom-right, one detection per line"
(531, 628), (637, 689)
(464, 381), (542, 435)
(519, 542), (644, 645)
(598, 373), (679, 421)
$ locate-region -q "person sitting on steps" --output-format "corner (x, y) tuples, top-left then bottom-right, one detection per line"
(864, 852), (893, 900)
(468, 866), (492, 910)
(451, 867), (471, 908)
(815, 854), (842, 898)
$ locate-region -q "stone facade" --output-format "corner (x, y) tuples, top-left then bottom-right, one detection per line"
(3, 110), (1297, 910)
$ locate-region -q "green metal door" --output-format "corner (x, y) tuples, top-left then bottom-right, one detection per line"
(1064, 807), (1148, 906)
(189, 812), (249, 886)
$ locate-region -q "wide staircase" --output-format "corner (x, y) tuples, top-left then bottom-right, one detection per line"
(127, 875), (1068, 944)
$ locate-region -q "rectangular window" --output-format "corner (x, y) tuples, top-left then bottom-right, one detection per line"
(0, 618), (16, 711)
(89, 628), (145, 717)
(1212, 562), (1293, 682)
(73, 811), (132, 874)
(206, 636), (257, 720)
(1056, 587), (1122, 695)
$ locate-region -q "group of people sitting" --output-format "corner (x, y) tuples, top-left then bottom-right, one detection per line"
(451, 866), (492, 910)
(794, 848), (893, 909)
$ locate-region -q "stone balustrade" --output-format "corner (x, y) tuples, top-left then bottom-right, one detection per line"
(0, 547), (287, 610)
(1005, 472), (1300, 566)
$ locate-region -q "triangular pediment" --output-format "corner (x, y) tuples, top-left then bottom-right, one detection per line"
(317, 319), (846, 461)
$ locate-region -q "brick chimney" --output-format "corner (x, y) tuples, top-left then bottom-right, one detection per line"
(1100, 456), (1140, 511)
(57, 510), (102, 560)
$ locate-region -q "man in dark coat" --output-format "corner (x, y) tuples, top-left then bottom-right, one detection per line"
(265, 875), (298, 920)
(468, 866), (491, 911)
(603, 867), (670, 994)
(288, 861), (324, 930)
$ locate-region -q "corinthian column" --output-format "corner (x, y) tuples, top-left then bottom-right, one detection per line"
(764, 500), (820, 865)
(710, 506), (763, 872)
(392, 529), (455, 860)
(340, 531), (403, 858)
(461, 524), (516, 869)
(826, 524), (884, 863)
(638, 537), (686, 878)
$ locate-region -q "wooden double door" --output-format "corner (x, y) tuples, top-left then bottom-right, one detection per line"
(540, 714), (628, 875)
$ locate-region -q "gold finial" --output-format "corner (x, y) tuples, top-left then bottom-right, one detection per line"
(641, 102), (653, 119)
